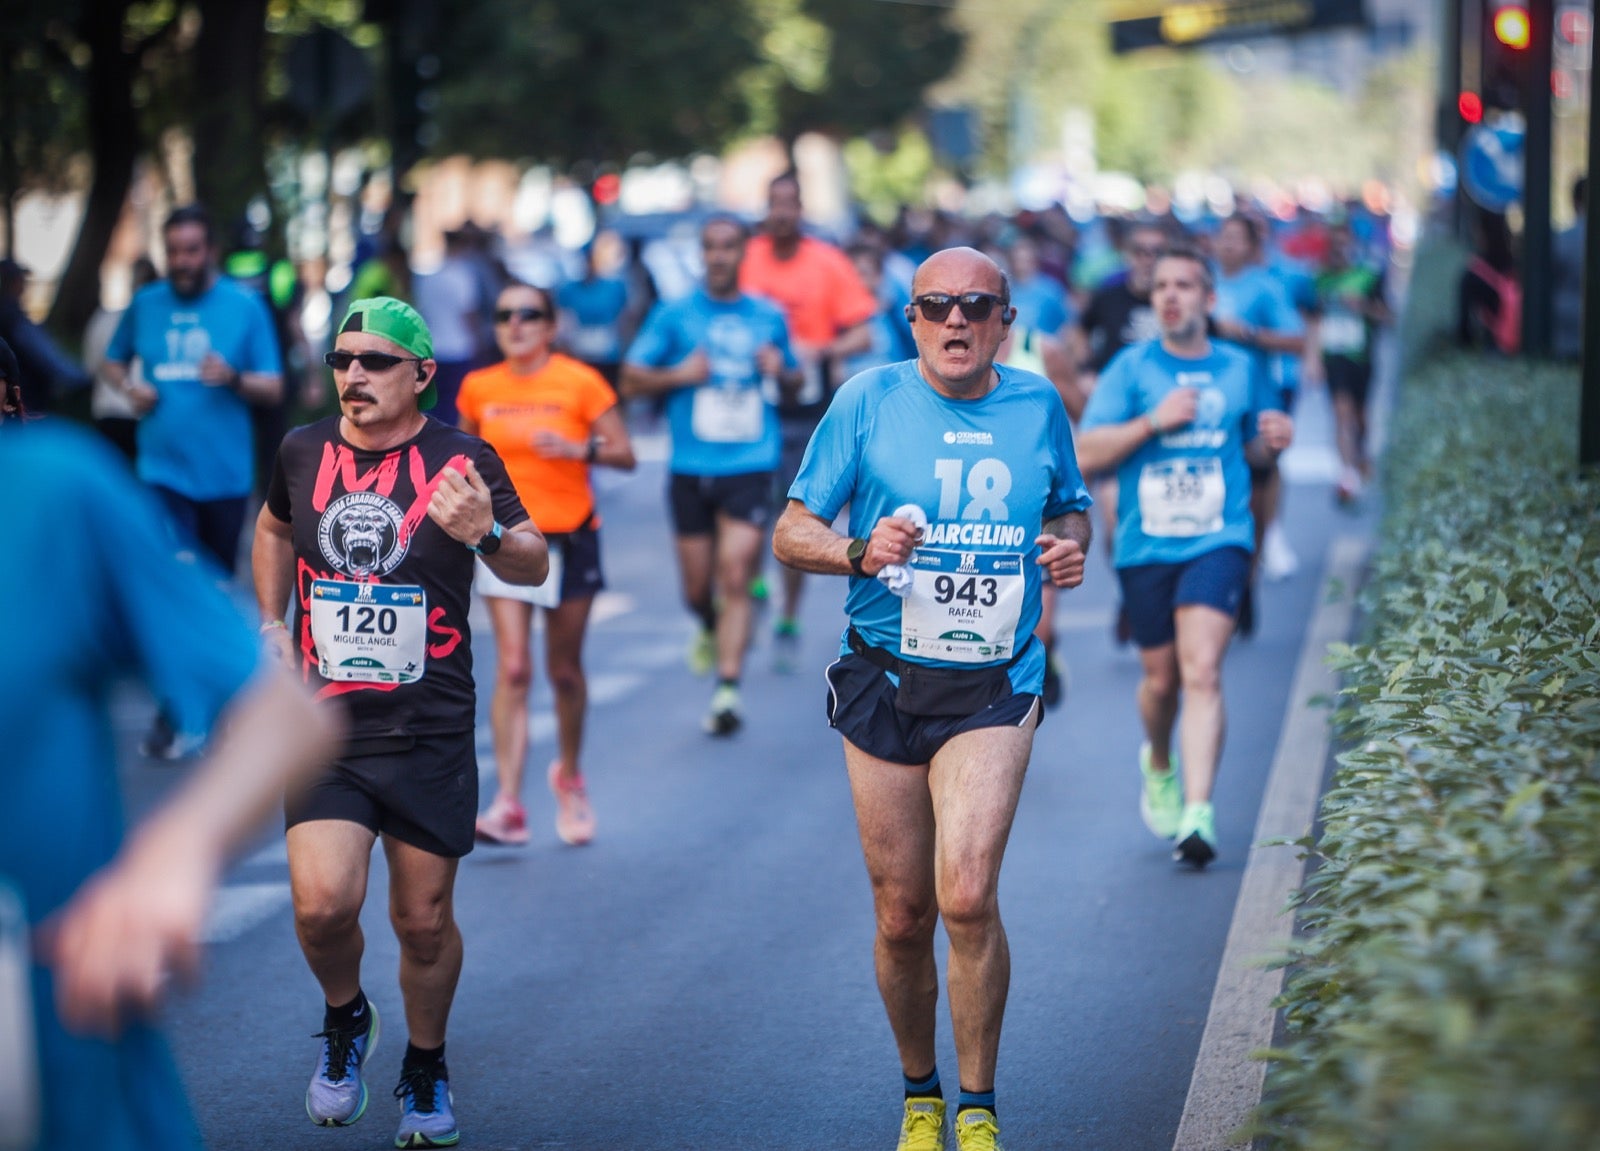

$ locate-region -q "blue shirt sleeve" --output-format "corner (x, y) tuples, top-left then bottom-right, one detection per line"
(241, 292), (283, 374)
(1043, 395), (1093, 519)
(1079, 346), (1138, 430)
(106, 296), (137, 364)
(624, 301), (677, 366)
(788, 373), (868, 518)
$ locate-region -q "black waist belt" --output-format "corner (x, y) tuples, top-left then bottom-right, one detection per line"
(847, 628), (1026, 717)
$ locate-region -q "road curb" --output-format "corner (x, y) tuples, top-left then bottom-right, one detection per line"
(1171, 533), (1369, 1151)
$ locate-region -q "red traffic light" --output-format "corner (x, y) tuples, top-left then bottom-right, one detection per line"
(1458, 91), (1485, 123)
(1493, 4), (1531, 49)
(592, 173), (621, 205)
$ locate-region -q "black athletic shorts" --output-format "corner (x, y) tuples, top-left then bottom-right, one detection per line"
(547, 523), (606, 602)
(824, 651), (1041, 766)
(1117, 545), (1251, 649)
(285, 731), (478, 857)
(1323, 356), (1373, 407)
(668, 471), (774, 536)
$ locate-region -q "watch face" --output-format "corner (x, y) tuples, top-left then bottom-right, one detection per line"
(477, 529), (502, 555)
(847, 538), (867, 561)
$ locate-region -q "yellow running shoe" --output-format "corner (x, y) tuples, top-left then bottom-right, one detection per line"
(954, 1107), (1004, 1151)
(896, 1098), (946, 1151)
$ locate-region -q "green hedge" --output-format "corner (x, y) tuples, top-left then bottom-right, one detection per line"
(1251, 353), (1600, 1151)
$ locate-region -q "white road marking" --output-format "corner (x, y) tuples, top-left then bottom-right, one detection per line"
(200, 883), (292, 944)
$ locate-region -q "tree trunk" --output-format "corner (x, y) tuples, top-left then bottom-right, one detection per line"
(48, 0), (140, 335)
(191, 0), (270, 242)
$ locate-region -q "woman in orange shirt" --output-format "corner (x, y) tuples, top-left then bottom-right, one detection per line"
(457, 282), (636, 846)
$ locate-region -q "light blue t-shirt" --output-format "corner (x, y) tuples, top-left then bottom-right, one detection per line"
(626, 289), (794, 476)
(557, 275), (630, 363)
(1081, 340), (1272, 569)
(1011, 273), (1074, 335)
(107, 277), (281, 500)
(0, 422), (260, 1150)
(1212, 264), (1302, 394)
(789, 361), (1092, 693)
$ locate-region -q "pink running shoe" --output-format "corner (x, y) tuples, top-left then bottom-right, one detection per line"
(474, 795), (530, 846)
(547, 761), (596, 846)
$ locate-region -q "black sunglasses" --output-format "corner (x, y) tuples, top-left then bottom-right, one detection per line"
(495, 307), (550, 324)
(324, 351), (424, 372)
(911, 293), (1006, 323)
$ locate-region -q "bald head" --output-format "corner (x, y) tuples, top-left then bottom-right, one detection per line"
(911, 247), (1010, 304)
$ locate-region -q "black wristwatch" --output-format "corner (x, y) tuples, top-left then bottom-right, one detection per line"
(846, 537), (869, 577)
(470, 521), (504, 556)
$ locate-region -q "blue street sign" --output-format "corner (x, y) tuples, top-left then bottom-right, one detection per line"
(1460, 120), (1525, 212)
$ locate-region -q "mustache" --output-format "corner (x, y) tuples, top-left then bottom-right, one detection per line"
(341, 390), (377, 403)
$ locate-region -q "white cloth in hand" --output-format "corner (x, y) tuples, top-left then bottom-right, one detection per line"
(877, 504), (928, 599)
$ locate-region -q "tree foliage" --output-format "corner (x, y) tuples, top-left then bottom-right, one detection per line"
(427, 0), (764, 167)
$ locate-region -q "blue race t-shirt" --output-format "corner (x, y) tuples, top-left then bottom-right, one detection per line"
(789, 361), (1091, 694)
(1011, 273), (1073, 335)
(1081, 340), (1272, 569)
(557, 275), (631, 363)
(107, 277), (281, 499)
(0, 422), (260, 1150)
(1212, 264), (1302, 393)
(626, 289), (793, 476)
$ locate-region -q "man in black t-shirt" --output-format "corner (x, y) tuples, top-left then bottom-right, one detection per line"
(254, 297), (547, 1148)
(1069, 220), (1166, 643)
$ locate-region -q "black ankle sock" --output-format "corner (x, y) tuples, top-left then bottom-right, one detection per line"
(323, 990), (368, 1032)
(904, 1066), (942, 1100)
(403, 1041), (447, 1078)
(718, 677), (739, 690)
(695, 602), (717, 632)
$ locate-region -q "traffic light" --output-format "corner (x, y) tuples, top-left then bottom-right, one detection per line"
(1483, 1), (1532, 113)
(1458, 90), (1486, 124)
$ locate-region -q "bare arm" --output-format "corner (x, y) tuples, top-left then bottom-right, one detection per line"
(827, 320), (873, 361)
(252, 505), (299, 666)
(1244, 410), (1294, 469)
(1075, 387), (1199, 474)
(199, 352), (282, 406)
(1036, 509), (1092, 589)
(45, 663), (342, 1036)
(619, 351), (708, 399)
(588, 404), (637, 471)
(426, 460), (549, 587)
(772, 499), (919, 577)
(1040, 332), (1088, 422)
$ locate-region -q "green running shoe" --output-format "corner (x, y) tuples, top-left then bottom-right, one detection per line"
(1174, 801), (1218, 869)
(686, 627), (715, 677)
(1138, 743), (1183, 840)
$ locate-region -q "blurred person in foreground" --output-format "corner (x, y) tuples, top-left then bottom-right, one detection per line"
(458, 281), (637, 847)
(254, 296), (545, 1147)
(774, 247), (1092, 1151)
(0, 413), (339, 1151)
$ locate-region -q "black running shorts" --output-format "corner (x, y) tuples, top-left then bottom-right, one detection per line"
(824, 652), (1041, 766)
(668, 471), (775, 536)
(285, 731), (478, 857)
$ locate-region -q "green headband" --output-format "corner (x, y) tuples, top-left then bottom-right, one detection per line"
(338, 296), (437, 411)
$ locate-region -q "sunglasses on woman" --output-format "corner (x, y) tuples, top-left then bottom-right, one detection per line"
(910, 293), (1006, 323)
(323, 351), (425, 372)
(494, 307), (550, 324)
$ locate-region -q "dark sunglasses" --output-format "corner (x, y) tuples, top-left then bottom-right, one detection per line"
(495, 307), (550, 324)
(324, 351), (424, 372)
(1129, 245), (1163, 258)
(911, 293), (1006, 323)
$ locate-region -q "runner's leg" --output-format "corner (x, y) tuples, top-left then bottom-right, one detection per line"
(712, 515), (764, 680)
(842, 738), (939, 1079)
(927, 719), (1035, 1093)
(1172, 603), (1235, 805)
(288, 820), (377, 1007)
(384, 837), (463, 1050)
(487, 596), (536, 805)
(544, 594), (596, 778)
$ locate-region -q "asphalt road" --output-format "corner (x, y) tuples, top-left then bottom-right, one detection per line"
(115, 378), (1376, 1151)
